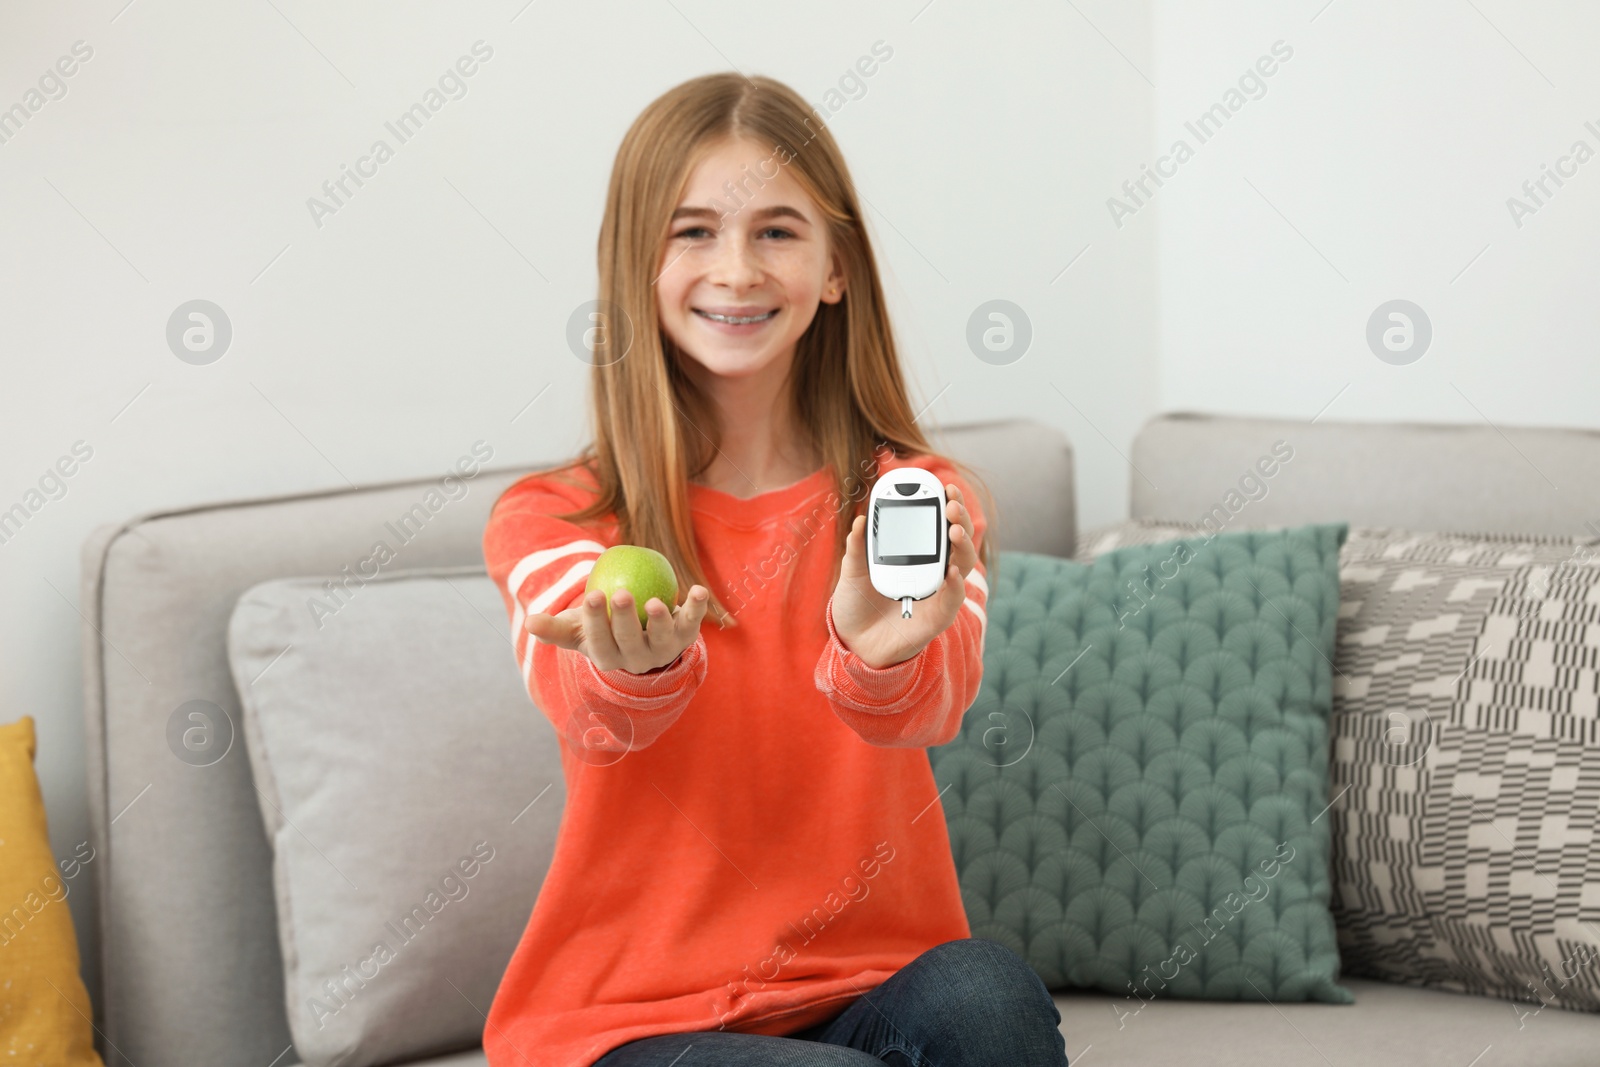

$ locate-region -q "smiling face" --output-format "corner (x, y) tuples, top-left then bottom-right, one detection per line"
(655, 136), (846, 383)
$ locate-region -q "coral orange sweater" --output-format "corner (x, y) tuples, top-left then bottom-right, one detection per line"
(480, 448), (988, 1067)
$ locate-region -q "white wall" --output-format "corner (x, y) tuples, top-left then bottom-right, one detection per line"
(0, 0), (1157, 1006)
(1153, 0), (1600, 427)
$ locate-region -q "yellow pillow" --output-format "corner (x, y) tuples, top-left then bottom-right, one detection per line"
(0, 715), (103, 1066)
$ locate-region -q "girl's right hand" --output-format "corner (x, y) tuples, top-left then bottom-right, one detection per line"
(525, 585), (710, 674)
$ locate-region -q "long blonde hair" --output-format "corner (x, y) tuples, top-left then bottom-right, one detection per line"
(497, 72), (997, 628)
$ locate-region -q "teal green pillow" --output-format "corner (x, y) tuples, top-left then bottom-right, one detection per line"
(932, 524), (1353, 1006)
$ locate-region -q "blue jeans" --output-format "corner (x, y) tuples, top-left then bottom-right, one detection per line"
(591, 938), (1070, 1066)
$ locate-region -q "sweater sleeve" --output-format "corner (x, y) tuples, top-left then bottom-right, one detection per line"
(813, 462), (989, 749)
(482, 473), (707, 755)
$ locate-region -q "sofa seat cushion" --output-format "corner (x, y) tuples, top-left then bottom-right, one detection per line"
(1056, 977), (1598, 1066)
(308, 978), (1597, 1067)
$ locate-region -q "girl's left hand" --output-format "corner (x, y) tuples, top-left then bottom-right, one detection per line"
(829, 482), (979, 670)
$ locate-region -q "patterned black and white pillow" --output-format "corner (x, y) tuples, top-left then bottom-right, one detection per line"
(1076, 520), (1600, 1012)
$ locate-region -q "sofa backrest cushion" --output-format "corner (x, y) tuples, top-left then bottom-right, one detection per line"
(1129, 414), (1600, 540)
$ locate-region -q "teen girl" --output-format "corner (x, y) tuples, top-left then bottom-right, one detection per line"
(482, 72), (1070, 1067)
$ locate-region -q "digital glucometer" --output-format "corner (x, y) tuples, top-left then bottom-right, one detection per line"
(866, 467), (949, 618)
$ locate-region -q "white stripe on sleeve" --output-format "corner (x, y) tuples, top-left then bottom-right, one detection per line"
(527, 559), (597, 615)
(962, 596), (987, 641)
(506, 539), (607, 599)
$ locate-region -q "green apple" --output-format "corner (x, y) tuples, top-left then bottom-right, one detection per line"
(585, 545), (679, 626)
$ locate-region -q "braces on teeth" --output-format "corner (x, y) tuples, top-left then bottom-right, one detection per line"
(699, 310), (775, 324)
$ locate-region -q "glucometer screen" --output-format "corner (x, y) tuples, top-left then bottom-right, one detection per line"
(874, 500), (940, 561)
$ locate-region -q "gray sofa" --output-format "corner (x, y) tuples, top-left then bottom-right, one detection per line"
(80, 414), (1600, 1066)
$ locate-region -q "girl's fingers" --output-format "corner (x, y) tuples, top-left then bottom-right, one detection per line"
(946, 485), (975, 541)
(643, 595), (674, 649)
(949, 516), (979, 575)
(840, 514), (869, 578)
(526, 610), (582, 651)
(579, 590), (621, 665)
(674, 585), (710, 639)
(608, 590), (650, 660)
(945, 485), (978, 576)
(923, 564), (963, 633)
